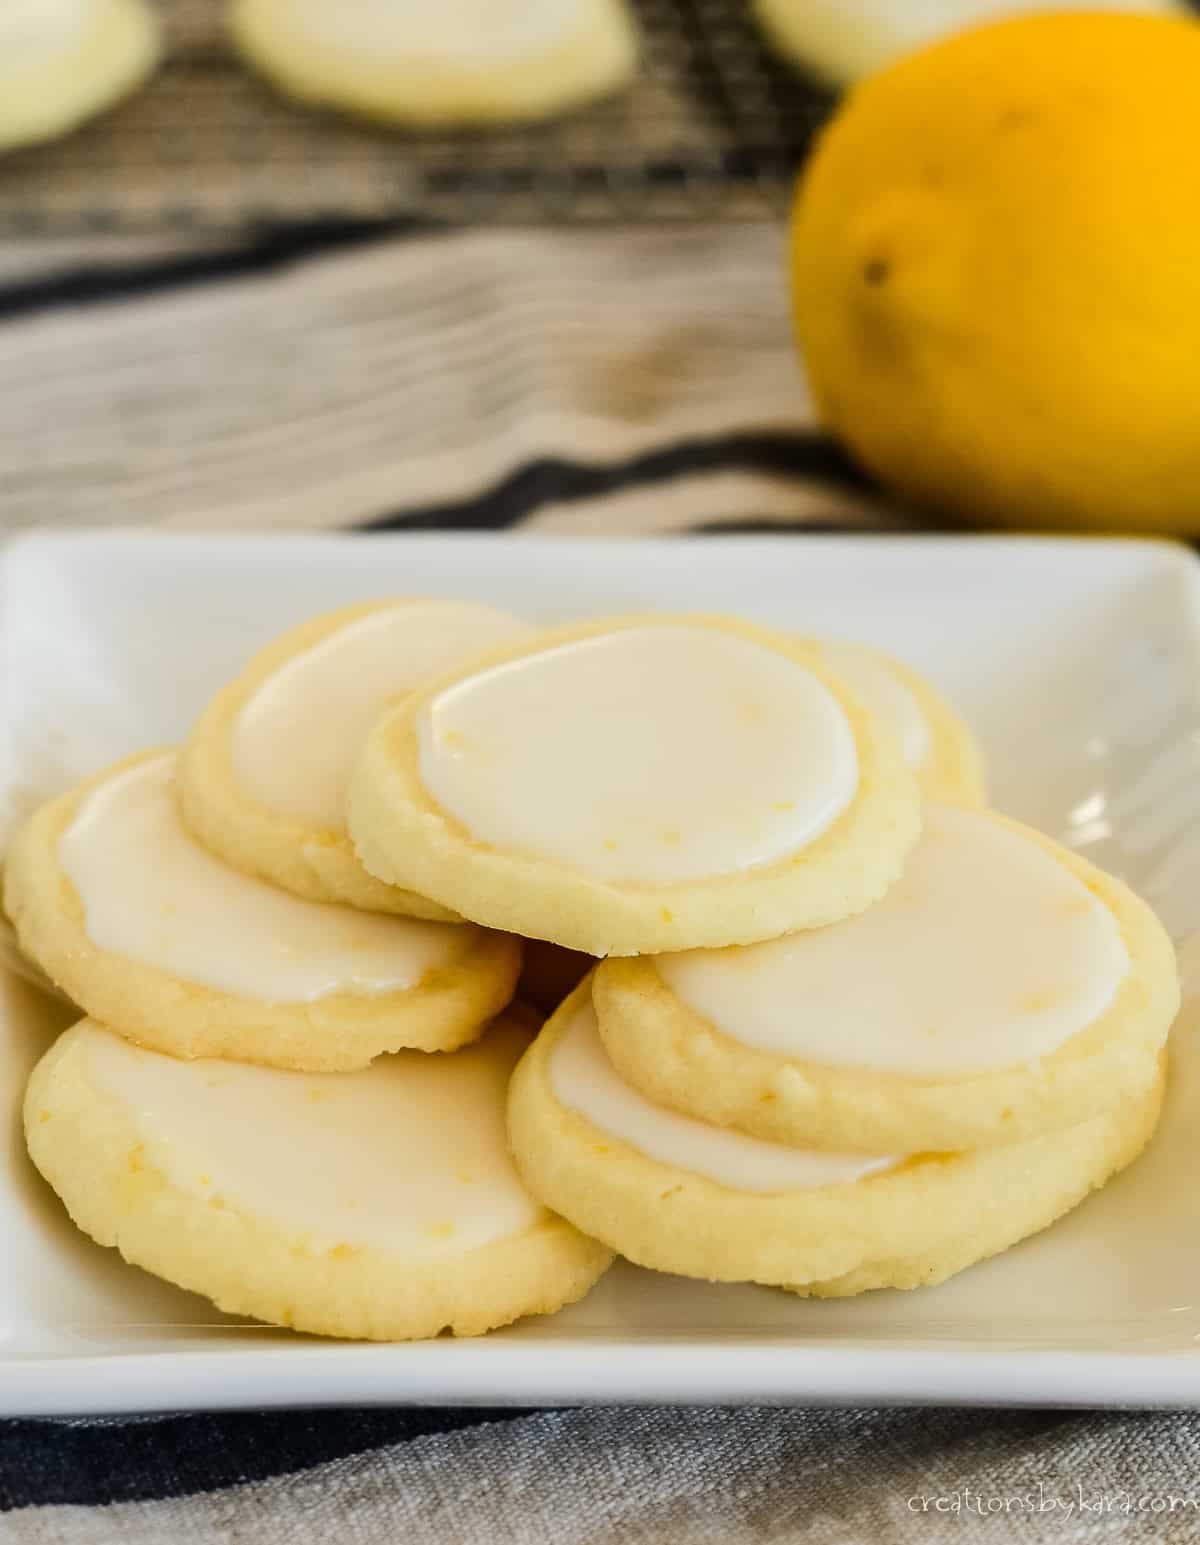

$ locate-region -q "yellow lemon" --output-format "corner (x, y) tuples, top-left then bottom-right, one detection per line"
(790, 11), (1200, 533)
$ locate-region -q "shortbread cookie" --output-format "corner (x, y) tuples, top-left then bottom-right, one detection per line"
(507, 984), (1164, 1291)
(348, 614), (922, 955)
(0, 0), (160, 153)
(593, 803), (1178, 1152)
(4, 751), (520, 1071)
(179, 599), (532, 918)
(750, 0), (1180, 88)
(230, 0), (639, 129)
(813, 641), (984, 804)
(750, 0), (927, 84)
(27, 1014), (612, 1341)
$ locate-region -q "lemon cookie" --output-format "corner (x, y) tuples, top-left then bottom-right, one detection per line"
(4, 751), (520, 1071)
(27, 1014), (612, 1341)
(230, 0), (639, 129)
(507, 984), (1164, 1292)
(812, 641), (984, 804)
(0, 0), (160, 153)
(179, 599), (532, 918)
(594, 804), (1178, 1152)
(750, 0), (1182, 89)
(348, 615), (922, 956)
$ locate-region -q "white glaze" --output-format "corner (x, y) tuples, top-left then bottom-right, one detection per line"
(417, 625), (859, 884)
(0, 0), (90, 54)
(659, 804), (1131, 1077)
(76, 1016), (543, 1255)
(60, 756), (470, 1001)
(820, 642), (932, 771)
(285, 0), (582, 64)
(234, 601), (530, 831)
(549, 997), (896, 1191)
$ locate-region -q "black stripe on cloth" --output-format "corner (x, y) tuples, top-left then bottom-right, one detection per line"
(358, 431), (873, 531)
(690, 513), (950, 535)
(0, 219), (434, 323)
(0, 1407), (524, 1510)
(691, 518), (898, 535)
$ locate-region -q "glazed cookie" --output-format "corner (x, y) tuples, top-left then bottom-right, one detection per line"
(593, 803), (1178, 1152)
(178, 599), (532, 918)
(27, 1014), (612, 1341)
(0, 0), (160, 153)
(348, 614), (922, 955)
(812, 641), (984, 804)
(749, 0), (896, 85)
(230, 0), (639, 129)
(749, 0), (1180, 88)
(4, 751), (520, 1071)
(507, 983), (1164, 1292)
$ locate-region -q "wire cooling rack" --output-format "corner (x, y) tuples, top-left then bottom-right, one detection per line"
(0, 0), (832, 232)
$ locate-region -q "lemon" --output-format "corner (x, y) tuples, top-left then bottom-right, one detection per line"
(790, 11), (1200, 533)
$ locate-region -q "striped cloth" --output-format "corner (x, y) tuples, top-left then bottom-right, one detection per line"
(1, 223), (1193, 1544)
(0, 222), (900, 540)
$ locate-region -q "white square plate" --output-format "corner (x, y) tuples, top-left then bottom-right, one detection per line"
(4, 531), (1200, 1417)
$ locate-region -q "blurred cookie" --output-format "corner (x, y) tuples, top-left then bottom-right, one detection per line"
(179, 599), (531, 918)
(0, 0), (160, 153)
(348, 614), (921, 954)
(812, 640), (984, 804)
(594, 803), (1177, 1152)
(27, 1014), (612, 1340)
(507, 983), (1164, 1292)
(230, 0), (639, 127)
(5, 751), (520, 1070)
(750, 0), (1181, 88)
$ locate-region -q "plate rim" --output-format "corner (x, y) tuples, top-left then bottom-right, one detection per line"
(6, 1341), (1200, 1417)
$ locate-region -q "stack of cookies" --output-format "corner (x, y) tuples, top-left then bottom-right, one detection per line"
(9, 602), (1178, 1340)
(9, 600), (613, 1342)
